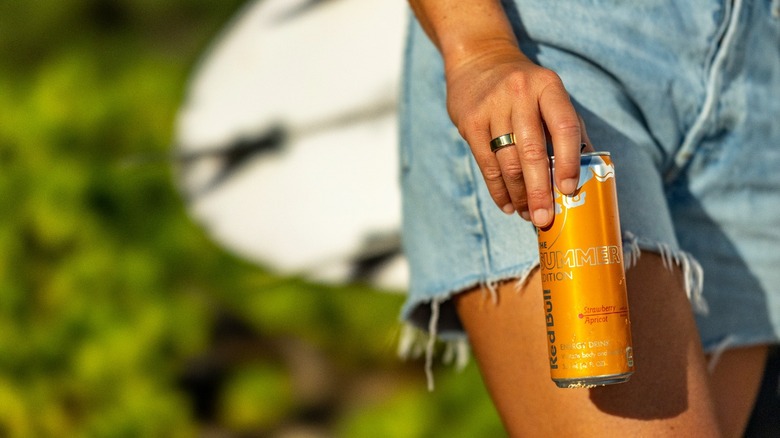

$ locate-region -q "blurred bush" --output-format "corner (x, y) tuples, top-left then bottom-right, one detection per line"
(0, 1), (503, 436)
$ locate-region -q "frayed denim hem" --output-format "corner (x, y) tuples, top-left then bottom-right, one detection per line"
(399, 231), (710, 390)
(622, 231), (708, 315)
(397, 263), (537, 391)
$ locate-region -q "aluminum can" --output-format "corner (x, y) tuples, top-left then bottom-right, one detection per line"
(537, 152), (634, 388)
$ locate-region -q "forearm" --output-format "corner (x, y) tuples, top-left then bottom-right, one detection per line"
(408, 0), (523, 71)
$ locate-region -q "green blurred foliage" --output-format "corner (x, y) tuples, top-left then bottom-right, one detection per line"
(0, 1), (504, 436)
(218, 364), (295, 431)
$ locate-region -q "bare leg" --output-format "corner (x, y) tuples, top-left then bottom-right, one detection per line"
(708, 346), (768, 438)
(455, 252), (721, 437)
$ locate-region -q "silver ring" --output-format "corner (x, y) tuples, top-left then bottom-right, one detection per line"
(490, 133), (515, 153)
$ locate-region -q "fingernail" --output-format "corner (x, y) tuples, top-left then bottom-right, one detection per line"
(532, 208), (550, 226)
(560, 178), (577, 194)
(501, 203), (515, 215)
(520, 210), (531, 221)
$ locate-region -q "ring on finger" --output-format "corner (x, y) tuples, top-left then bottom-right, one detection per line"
(490, 133), (515, 153)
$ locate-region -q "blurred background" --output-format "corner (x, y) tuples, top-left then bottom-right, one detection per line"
(0, 1), (504, 436)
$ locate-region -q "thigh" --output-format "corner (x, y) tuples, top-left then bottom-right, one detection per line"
(709, 346), (769, 438)
(455, 252), (719, 437)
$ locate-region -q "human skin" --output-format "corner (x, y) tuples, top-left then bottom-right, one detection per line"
(455, 254), (722, 436)
(455, 254), (768, 437)
(408, 1), (768, 436)
(408, 0), (585, 227)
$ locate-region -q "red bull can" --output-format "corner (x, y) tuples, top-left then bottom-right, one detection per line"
(537, 151), (634, 388)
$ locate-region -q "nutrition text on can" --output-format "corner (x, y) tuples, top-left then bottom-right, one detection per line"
(537, 151), (635, 388)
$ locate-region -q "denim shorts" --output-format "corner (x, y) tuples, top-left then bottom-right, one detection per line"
(399, 0), (780, 360)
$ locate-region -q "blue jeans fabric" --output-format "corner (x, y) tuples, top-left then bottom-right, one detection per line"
(399, 0), (780, 353)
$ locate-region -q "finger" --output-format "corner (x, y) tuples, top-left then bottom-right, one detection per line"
(491, 118), (530, 217)
(494, 145), (529, 217)
(539, 82), (582, 196)
(471, 132), (515, 214)
(512, 109), (553, 228)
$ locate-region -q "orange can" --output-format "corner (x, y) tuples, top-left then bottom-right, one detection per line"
(537, 152), (634, 388)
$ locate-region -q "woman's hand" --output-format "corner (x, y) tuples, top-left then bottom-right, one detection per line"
(444, 41), (589, 227)
(408, 0), (589, 227)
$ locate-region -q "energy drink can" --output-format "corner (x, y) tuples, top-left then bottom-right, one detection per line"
(537, 151), (634, 388)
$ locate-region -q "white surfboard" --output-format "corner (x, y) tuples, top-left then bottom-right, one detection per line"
(174, 0), (408, 290)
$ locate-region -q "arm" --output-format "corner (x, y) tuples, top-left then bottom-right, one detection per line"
(408, 0), (587, 227)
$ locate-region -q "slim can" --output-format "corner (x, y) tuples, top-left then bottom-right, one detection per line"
(537, 151), (634, 388)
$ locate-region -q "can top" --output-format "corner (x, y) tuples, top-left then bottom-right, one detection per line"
(549, 151), (610, 162)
